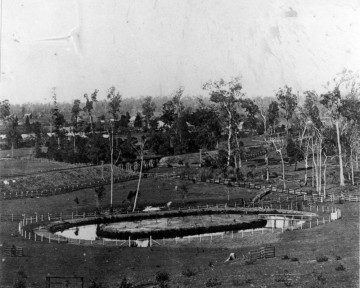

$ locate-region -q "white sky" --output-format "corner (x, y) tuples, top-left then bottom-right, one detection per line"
(1, 0), (360, 104)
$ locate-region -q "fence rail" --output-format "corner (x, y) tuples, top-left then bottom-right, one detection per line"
(13, 204), (341, 248)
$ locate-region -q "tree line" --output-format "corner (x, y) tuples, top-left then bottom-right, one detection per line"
(1, 69), (360, 197)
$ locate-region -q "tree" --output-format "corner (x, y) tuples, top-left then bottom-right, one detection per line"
(5, 115), (22, 156)
(241, 98), (259, 131)
(71, 99), (81, 151)
(83, 90), (99, 133)
(106, 86), (122, 210)
(320, 70), (359, 186)
(142, 96), (156, 129)
(276, 86), (298, 137)
(268, 101), (279, 134)
(134, 113), (143, 128)
(190, 99), (222, 150)
(203, 77), (244, 166)
(254, 97), (273, 139)
(0, 99), (10, 119)
(270, 135), (286, 189)
(132, 136), (147, 212)
(286, 137), (303, 171)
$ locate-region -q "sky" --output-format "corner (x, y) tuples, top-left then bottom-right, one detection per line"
(0, 0), (360, 104)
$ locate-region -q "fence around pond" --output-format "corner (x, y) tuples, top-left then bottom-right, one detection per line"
(14, 204), (342, 248)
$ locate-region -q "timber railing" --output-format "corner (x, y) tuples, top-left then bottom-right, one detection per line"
(15, 203), (341, 247)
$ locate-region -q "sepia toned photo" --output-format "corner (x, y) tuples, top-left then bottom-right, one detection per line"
(0, 0), (359, 287)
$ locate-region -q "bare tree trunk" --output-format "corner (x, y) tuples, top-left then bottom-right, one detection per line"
(351, 148), (354, 185)
(265, 151), (269, 182)
(335, 121), (345, 186)
(110, 129), (114, 210)
(323, 154), (328, 198)
(318, 138), (322, 195)
(304, 143), (309, 186)
(280, 151), (286, 189)
(133, 156), (144, 212)
(227, 117), (232, 167)
(312, 139), (318, 191)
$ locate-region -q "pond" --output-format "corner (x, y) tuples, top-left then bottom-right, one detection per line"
(54, 214), (305, 242)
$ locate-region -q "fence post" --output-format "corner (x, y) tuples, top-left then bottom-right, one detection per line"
(129, 236), (131, 247)
(231, 231), (234, 239)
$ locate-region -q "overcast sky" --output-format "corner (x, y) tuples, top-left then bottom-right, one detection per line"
(1, 0), (360, 104)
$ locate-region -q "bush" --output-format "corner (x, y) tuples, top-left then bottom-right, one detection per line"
(335, 264), (346, 271)
(155, 271), (170, 283)
(206, 278), (222, 287)
(335, 256), (342, 260)
(182, 267), (197, 277)
(316, 256), (328, 263)
(282, 255), (289, 260)
(119, 277), (133, 288)
(290, 257), (299, 262)
(245, 257), (257, 265)
(13, 279), (26, 288)
(317, 273), (327, 284)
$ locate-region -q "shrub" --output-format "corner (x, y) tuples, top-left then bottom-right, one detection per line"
(335, 256), (342, 260)
(282, 255), (289, 260)
(317, 273), (327, 284)
(89, 280), (104, 288)
(13, 279), (26, 288)
(316, 256), (328, 263)
(206, 278), (222, 287)
(119, 277), (133, 288)
(335, 264), (346, 271)
(155, 271), (170, 283)
(245, 257), (257, 265)
(182, 267), (197, 277)
(290, 257), (298, 262)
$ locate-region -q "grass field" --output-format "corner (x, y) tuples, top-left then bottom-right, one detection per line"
(0, 159), (74, 178)
(0, 156), (359, 287)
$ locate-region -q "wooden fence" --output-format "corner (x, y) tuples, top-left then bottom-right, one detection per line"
(0, 174), (138, 200)
(2, 246), (24, 257)
(249, 246), (275, 259)
(15, 204), (341, 247)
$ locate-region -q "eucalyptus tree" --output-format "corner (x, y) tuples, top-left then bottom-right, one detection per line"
(106, 86), (122, 210)
(275, 86), (298, 137)
(83, 89), (99, 133)
(132, 135), (147, 212)
(320, 69), (360, 186)
(203, 77), (245, 166)
(71, 99), (81, 151)
(142, 96), (156, 130)
(268, 101), (279, 135)
(269, 135), (286, 189)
